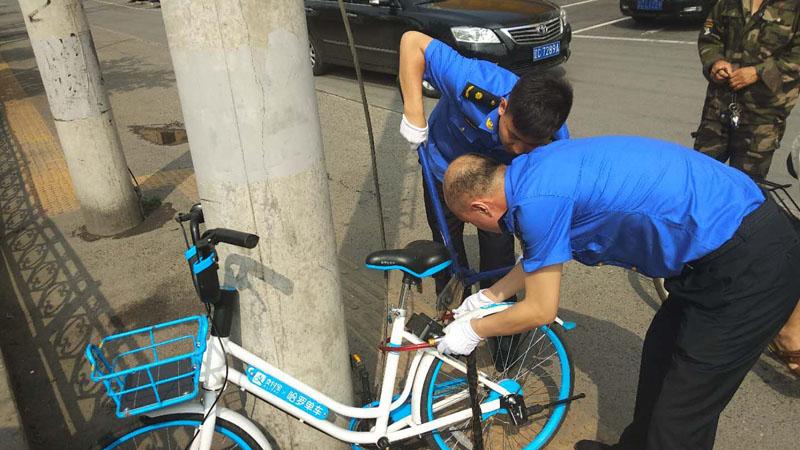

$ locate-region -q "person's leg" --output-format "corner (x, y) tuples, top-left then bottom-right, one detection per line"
(693, 117), (730, 163)
(642, 285), (797, 449)
(616, 296), (683, 450)
(477, 229), (519, 371)
(727, 120), (800, 376)
(771, 299), (800, 377)
(636, 203), (800, 449)
(728, 121), (786, 180)
(422, 174), (468, 295)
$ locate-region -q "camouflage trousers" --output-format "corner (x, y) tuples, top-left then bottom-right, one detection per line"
(693, 117), (787, 180)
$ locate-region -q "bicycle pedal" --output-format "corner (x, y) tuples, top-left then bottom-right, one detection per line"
(350, 354), (373, 405)
(527, 392), (587, 416)
(500, 394), (528, 426)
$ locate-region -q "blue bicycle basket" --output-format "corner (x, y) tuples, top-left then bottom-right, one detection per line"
(85, 315), (208, 417)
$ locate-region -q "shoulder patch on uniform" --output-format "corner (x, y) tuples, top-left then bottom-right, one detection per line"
(462, 83), (501, 109)
(703, 19), (713, 29)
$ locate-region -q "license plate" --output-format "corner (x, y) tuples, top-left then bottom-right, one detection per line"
(637, 0), (663, 10)
(532, 42), (560, 61)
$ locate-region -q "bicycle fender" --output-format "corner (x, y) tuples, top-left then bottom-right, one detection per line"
(411, 353), (439, 426)
(144, 403), (273, 450)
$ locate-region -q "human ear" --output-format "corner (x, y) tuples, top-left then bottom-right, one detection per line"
(498, 97), (507, 115)
(470, 201), (491, 216)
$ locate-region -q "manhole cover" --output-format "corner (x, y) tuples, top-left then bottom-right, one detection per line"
(130, 123), (187, 146)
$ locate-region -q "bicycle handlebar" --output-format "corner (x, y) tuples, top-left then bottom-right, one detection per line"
(203, 228), (259, 249)
(176, 204), (260, 304)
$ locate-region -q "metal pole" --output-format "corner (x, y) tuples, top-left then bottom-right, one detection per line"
(160, 1), (352, 448)
(17, 0), (142, 234)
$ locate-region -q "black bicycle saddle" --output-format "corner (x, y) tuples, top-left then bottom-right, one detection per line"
(365, 240), (451, 278)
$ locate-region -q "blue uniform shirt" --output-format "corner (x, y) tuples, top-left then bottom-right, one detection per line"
(422, 39), (570, 181)
(501, 136), (765, 278)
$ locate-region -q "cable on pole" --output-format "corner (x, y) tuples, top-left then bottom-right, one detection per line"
(335, 0), (390, 402)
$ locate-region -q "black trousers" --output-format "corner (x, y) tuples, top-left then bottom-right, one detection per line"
(617, 197), (800, 450)
(422, 175), (516, 296)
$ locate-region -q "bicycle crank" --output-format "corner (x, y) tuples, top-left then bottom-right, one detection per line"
(500, 392), (587, 426)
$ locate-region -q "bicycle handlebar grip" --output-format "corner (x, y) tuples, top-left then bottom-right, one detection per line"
(213, 228), (260, 249)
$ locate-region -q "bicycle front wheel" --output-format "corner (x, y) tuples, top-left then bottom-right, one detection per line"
(420, 325), (573, 450)
(96, 413), (263, 450)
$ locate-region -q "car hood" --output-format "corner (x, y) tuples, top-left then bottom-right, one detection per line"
(414, 0), (560, 27)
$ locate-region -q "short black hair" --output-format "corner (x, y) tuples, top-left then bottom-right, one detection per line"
(506, 73), (573, 142)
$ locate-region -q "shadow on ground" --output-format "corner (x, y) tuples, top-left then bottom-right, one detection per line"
(0, 106), (192, 449)
(0, 106), (117, 448)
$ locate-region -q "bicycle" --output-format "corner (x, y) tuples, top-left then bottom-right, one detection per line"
(85, 204), (580, 450)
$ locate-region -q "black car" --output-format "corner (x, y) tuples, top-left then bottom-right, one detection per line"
(620, 0), (714, 22)
(306, 0), (570, 96)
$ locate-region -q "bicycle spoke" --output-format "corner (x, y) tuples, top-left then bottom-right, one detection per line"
(423, 324), (571, 450)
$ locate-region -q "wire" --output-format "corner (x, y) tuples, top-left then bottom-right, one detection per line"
(335, 0), (391, 403)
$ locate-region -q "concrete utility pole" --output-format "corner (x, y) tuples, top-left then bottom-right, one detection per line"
(17, 0), (142, 234)
(161, 1), (352, 449)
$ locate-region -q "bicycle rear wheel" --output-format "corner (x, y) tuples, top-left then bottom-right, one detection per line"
(420, 325), (573, 450)
(96, 413), (262, 450)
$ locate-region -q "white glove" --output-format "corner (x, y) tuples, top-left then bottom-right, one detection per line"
(437, 319), (484, 356)
(400, 114), (428, 151)
(453, 289), (495, 319)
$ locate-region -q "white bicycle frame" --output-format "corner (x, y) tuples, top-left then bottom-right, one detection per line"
(151, 295), (516, 450)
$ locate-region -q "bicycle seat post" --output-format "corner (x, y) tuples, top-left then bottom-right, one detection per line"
(397, 273), (420, 312)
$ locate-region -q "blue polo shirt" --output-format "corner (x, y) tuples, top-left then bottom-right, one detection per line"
(501, 136), (765, 278)
(422, 39), (569, 181)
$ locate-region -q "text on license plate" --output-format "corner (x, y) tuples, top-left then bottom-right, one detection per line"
(532, 42), (560, 61)
(637, 0), (663, 10)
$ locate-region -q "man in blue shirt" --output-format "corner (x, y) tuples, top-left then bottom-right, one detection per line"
(439, 137), (800, 450)
(398, 31), (572, 303)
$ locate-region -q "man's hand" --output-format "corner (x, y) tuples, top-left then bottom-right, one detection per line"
(453, 289), (495, 319)
(710, 60), (733, 84)
(437, 319), (484, 355)
(729, 66), (759, 90)
(400, 114), (428, 151)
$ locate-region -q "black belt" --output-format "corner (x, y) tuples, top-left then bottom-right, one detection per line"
(689, 194), (781, 267)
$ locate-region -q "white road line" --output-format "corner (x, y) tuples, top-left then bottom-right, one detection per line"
(573, 17), (632, 34)
(90, 23), (169, 48)
(562, 0), (602, 8)
(573, 35), (695, 45)
(642, 27), (666, 35)
(88, 0), (161, 12)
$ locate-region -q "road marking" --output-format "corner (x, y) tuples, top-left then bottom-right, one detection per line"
(562, 0), (602, 8)
(642, 27), (666, 35)
(573, 35), (695, 45)
(0, 53), (79, 216)
(90, 23), (168, 48)
(573, 17), (632, 34)
(87, 0), (160, 12)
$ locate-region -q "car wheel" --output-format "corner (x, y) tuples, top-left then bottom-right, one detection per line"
(422, 80), (441, 99)
(308, 34), (327, 76)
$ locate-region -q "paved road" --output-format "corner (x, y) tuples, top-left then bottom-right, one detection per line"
(0, 0), (797, 449)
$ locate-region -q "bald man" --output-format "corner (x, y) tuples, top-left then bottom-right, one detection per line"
(439, 137), (800, 450)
